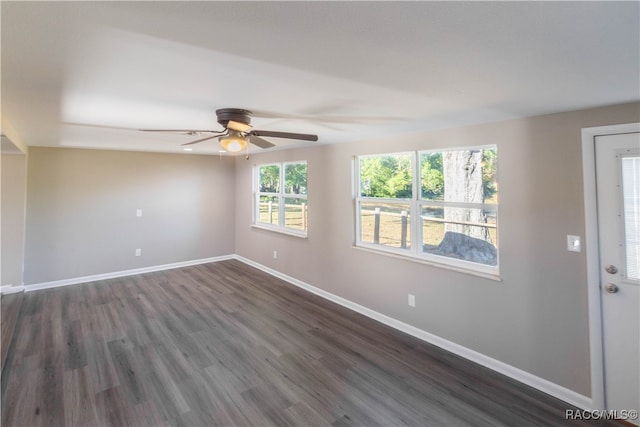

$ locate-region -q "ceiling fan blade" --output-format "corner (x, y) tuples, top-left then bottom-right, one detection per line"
(250, 130), (318, 141)
(64, 122), (225, 136)
(140, 129), (222, 134)
(226, 120), (252, 132)
(181, 134), (225, 146)
(249, 135), (275, 149)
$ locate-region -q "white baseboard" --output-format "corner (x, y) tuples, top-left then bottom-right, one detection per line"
(234, 255), (593, 411)
(25, 255), (235, 292)
(0, 285), (25, 295)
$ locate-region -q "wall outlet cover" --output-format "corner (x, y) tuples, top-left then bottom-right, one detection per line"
(567, 235), (581, 252)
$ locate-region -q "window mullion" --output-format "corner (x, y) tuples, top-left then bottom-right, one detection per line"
(357, 197), (412, 204)
(354, 157), (360, 245)
(411, 151), (420, 256)
(279, 165), (285, 227)
(253, 166), (259, 224)
(354, 200), (361, 245)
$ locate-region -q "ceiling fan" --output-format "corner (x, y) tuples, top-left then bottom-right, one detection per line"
(140, 108), (318, 153)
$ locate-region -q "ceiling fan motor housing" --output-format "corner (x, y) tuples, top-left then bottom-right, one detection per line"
(216, 108), (252, 127)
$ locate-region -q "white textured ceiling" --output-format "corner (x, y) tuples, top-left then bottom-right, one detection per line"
(2, 1), (638, 155)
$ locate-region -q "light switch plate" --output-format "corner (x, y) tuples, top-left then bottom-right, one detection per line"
(408, 294), (416, 307)
(567, 235), (581, 252)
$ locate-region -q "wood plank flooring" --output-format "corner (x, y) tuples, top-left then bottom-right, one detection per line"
(1, 260), (621, 426)
(1, 292), (23, 372)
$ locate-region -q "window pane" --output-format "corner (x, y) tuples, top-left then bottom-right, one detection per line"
(259, 165), (280, 193)
(360, 202), (411, 249)
(482, 148), (498, 204)
(284, 163), (307, 195)
(420, 148), (497, 203)
(622, 156), (640, 280)
(284, 197), (307, 231)
(421, 206), (497, 265)
(420, 152), (444, 201)
(359, 154), (412, 198)
(258, 195), (279, 225)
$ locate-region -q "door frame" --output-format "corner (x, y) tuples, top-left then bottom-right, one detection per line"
(582, 122), (640, 410)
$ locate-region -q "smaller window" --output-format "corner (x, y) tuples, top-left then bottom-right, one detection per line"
(255, 161), (308, 236)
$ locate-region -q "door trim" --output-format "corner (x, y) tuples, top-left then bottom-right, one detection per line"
(582, 122), (640, 410)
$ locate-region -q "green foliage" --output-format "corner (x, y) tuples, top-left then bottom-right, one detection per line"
(361, 149), (498, 202)
(285, 163), (307, 194)
(259, 165), (280, 192)
(420, 152), (444, 200)
(260, 162), (308, 195)
(482, 149), (497, 201)
(360, 155), (412, 198)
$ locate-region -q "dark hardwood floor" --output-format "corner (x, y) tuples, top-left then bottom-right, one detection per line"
(1, 292), (23, 372)
(1, 260), (620, 426)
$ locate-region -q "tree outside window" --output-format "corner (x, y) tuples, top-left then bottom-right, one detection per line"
(356, 147), (498, 273)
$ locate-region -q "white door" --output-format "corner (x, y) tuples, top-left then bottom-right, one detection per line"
(595, 131), (640, 424)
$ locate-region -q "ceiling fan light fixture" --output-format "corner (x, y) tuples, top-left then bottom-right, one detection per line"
(219, 130), (248, 152)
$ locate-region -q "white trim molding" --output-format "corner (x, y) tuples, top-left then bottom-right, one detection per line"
(25, 255), (235, 292)
(581, 122), (640, 412)
(234, 255), (592, 411)
(0, 285), (25, 295)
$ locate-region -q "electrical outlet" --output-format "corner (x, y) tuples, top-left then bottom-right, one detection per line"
(408, 294), (416, 307)
(567, 235), (581, 252)
(273, 250), (278, 259)
(135, 248), (141, 257)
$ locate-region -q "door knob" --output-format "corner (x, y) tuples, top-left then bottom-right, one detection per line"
(604, 283), (619, 294)
(605, 265), (618, 274)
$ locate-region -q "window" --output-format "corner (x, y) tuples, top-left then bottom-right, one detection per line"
(355, 147), (498, 275)
(255, 161), (308, 236)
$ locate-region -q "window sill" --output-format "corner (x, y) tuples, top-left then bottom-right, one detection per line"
(353, 243), (502, 282)
(251, 224), (308, 239)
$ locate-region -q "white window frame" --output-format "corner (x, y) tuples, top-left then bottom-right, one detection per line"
(254, 161), (308, 238)
(354, 146), (499, 277)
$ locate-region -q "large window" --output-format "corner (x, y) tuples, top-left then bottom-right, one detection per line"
(255, 161), (308, 236)
(355, 147), (498, 275)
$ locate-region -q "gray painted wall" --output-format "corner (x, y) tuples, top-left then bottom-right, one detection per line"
(1, 153), (27, 286)
(24, 148), (235, 284)
(234, 102), (640, 397)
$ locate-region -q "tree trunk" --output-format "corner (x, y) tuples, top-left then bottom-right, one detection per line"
(443, 150), (490, 242)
